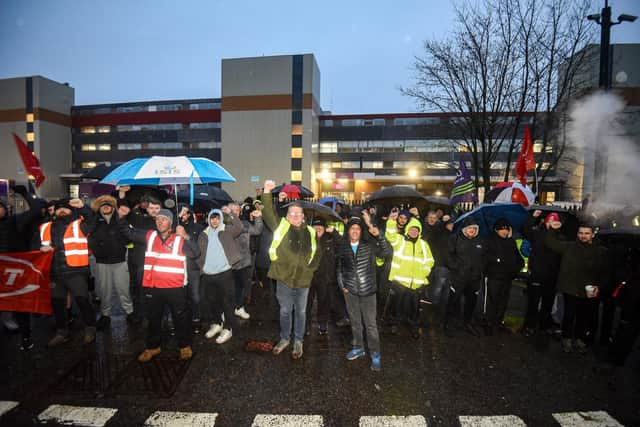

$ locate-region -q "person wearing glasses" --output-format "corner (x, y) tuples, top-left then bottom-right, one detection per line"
(261, 180), (321, 359)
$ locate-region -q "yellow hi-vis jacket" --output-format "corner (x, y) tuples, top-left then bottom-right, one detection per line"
(386, 217), (435, 290)
(269, 218), (317, 265)
(327, 220), (345, 236)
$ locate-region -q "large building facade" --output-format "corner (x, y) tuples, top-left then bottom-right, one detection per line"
(2, 49), (637, 202)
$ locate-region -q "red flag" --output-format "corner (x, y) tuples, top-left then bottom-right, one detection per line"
(515, 126), (536, 185)
(0, 251), (53, 314)
(12, 133), (45, 188)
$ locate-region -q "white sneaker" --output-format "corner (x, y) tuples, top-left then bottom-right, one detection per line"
(205, 323), (223, 339)
(234, 307), (250, 320)
(215, 329), (232, 344)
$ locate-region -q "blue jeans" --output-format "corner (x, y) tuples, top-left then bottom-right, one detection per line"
(276, 281), (310, 342)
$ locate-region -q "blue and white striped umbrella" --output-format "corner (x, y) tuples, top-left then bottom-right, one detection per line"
(100, 156), (236, 186)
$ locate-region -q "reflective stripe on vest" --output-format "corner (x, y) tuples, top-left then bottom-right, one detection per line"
(40, 222), (52, 246)
(40, 220), (89, 267)
(142, 231), (186, 288)
(269, 218), (317, 265)
(389, 238), (434, 289)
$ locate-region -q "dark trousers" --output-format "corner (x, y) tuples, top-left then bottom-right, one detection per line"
(306, 279), (332, 328)
(524, 277), (557, 330)
(344, 292), (380, 353)
(446, 277), (480, 325)
(15, 312), (31, 340)
(202, 270), (237, 332)
(187, 269), (201, 321)
(50, 273), (96, 333)
(331, 282), (348, 321)
(233, 266), (251, 308)
(144, 286), (192, 349)
(429, 266), (451, 321)
(484, 277), (513, 327)
(562, 293), (597, 341)
(390, 281), (421, 327)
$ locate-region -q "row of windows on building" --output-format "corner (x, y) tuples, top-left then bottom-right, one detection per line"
(73, 101), (220, 116)
(319, 160), (552, 171)
(77, 122), (220, 134)
(315, 140), (552, 154)
(79, 142), (219, 151)
(319, 116), (534, 127)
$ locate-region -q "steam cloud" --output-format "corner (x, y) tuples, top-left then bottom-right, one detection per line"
(567, 91), (640, 212)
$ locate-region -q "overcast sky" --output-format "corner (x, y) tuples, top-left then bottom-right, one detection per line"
(1, 0), (639, 114)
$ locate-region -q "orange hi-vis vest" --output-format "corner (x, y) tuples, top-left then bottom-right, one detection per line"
(142, 230), (187, 289)
(39, 220), (89, 267)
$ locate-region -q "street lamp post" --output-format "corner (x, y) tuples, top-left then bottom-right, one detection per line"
(587, 0), (637, 91)
(586, 1), (637, 196)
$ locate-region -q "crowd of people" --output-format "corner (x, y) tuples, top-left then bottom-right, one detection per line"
(1, 180), (638, 374)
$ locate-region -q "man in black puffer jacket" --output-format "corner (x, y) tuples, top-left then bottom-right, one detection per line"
(445, 216), (485, 336)
(337, 214), (392, 371)
(482, 218), (524, 335)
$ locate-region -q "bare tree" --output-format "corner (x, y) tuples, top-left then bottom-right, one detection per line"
(402, 0), (595, 194)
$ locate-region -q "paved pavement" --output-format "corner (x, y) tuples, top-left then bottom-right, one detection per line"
(0, 283), (638, 426)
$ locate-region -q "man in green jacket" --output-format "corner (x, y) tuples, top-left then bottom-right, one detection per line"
(545, 222), (608, 354)
(262, 180), (321, 359)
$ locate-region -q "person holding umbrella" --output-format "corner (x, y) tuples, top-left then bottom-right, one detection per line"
(262, 180), (321, 359)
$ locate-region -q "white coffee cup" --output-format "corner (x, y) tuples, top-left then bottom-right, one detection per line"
(585, 285), (598, 298)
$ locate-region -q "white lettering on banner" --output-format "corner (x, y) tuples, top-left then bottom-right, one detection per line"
(3, 268), (24, 285)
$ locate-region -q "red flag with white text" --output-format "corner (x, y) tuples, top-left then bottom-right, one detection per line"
(12, 133), (45, 188)
(515, 126), (536, 185)
(0, 251), (53, 314)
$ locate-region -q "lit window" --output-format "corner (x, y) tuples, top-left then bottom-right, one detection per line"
(97, 144), (111, 151)
(26, 132), (34, 142)
(81, 162), (97, 169)
(97, 126), (111, 133)
(81, 144), (97, 151)
(291, 124), (303, 135)
(291, 148), (302, 158)
(81, 126), (96, 134)
(26, 113), (34, 122)
(291, 171), (302, 181)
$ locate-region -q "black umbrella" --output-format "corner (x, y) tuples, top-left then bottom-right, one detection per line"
(178, 185), (233, 204)
(424, 196), (451, 208)
(81, 163), (123, 180)
(367, 186), (428, 211)
(284, 200), (341, 222)
(527, 205), (579, 238)
(272, 183), (314, 199)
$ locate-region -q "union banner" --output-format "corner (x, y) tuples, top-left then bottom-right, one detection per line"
(0, 251), (53, 314)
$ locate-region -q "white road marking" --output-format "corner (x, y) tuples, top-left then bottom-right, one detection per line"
(0, 401), (19, 417)
(360, 415), (427, 426)
(144, 410), (218, 426)
(459, 415), (527, 427)
(252, 414), (324, 427)
(552, 411), (623, 427)
(37, 404), (118, 427)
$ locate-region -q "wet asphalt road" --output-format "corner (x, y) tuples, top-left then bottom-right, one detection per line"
(1, 283), (638, 427)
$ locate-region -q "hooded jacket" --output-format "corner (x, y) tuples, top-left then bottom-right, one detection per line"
(447, 216), (485, 282)
(261, 192), (320, 288)
(387, 217), (435, 289)
(0, 190), (45, 253)
(196, 209), (243, 271)
(88, 195), (128, 264)
(233, 215), (263, 270)
(522, 215), (562, 283)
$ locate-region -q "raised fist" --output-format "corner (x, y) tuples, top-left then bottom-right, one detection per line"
(263, 180), (276, 193)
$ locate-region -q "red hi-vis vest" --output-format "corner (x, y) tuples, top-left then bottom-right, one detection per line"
(142, 230), (187, 289)
(39, 220), (89, 267)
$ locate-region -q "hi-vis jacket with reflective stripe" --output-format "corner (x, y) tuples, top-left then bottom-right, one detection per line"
(142, 230), (187, 288)
(40, 219), (89, 267)
(261, 192), (321, 288)
(386, 217), (435, 290)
